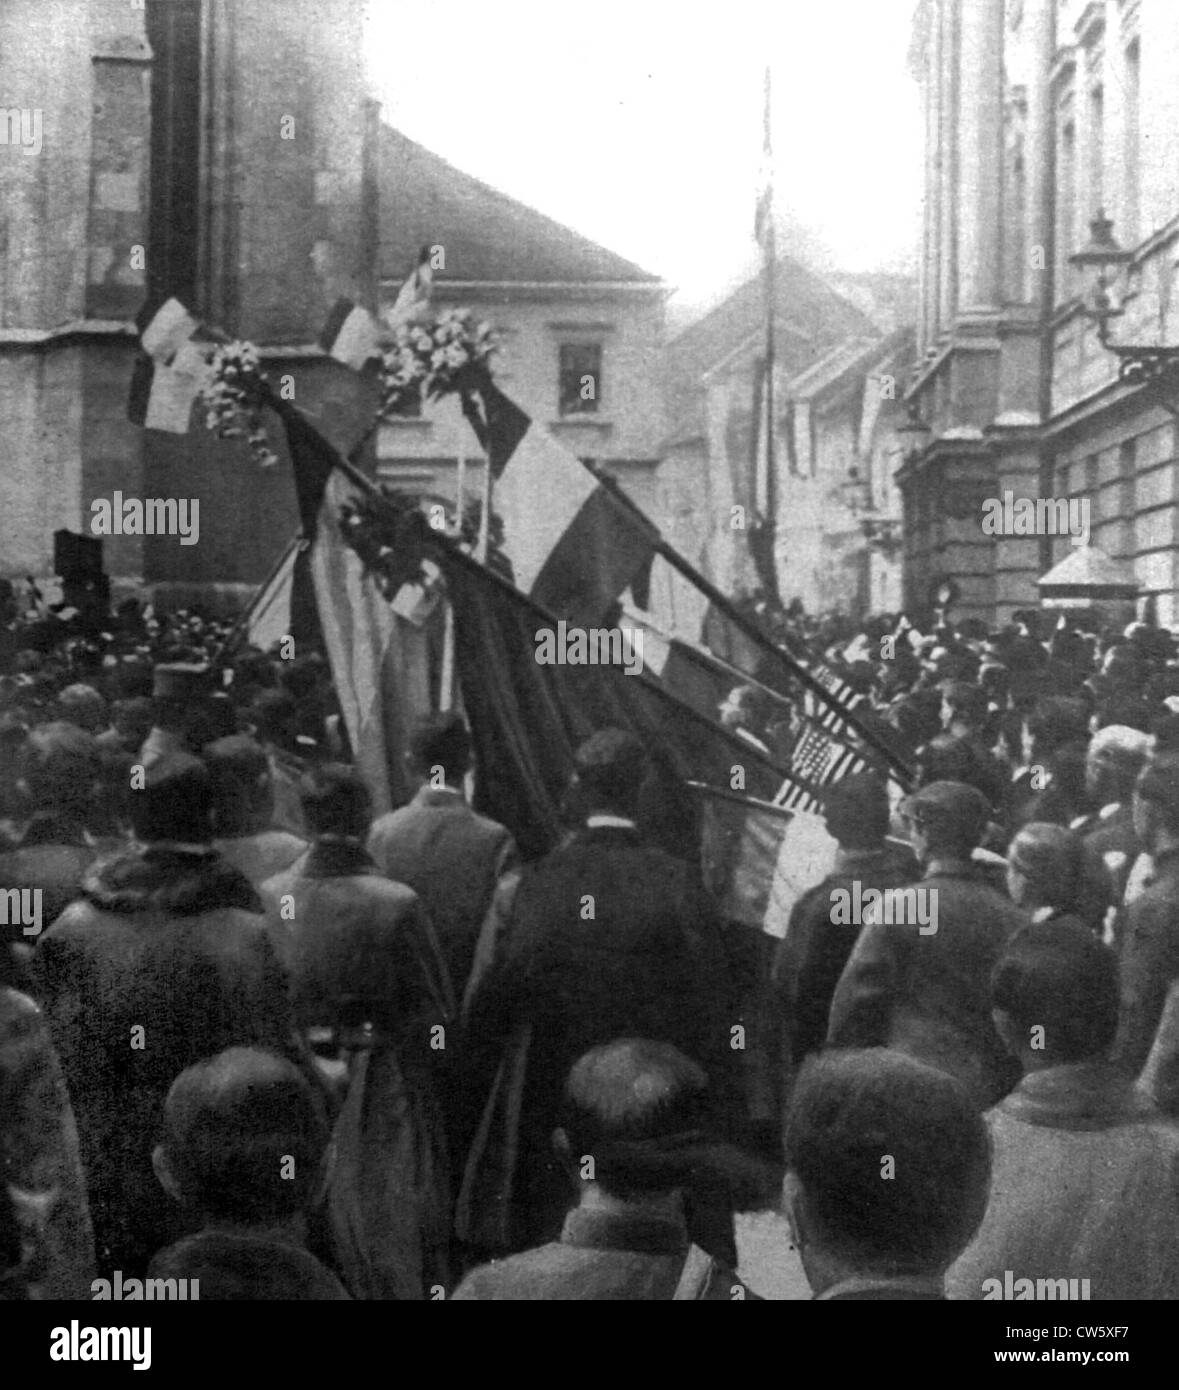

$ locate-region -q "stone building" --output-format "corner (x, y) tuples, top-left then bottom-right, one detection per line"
(659, 260), (912, 625)
(906, 0), (1179, 627)
(0, 0), (378, 605)
(374, 127), (667, 520)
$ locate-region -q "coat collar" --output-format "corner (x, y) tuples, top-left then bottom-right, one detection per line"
(303, 837), (378, 879)
(998, 1061), (1156, 1131)
(560, 1204), (688, 1256)
(80, 843), (261, 916)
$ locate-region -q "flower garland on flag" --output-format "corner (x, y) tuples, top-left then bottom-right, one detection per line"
(198, 341), (279, 468)
(378, 309), (498, 418)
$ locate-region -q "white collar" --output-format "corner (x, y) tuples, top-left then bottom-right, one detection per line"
(586, 815), (637, 830)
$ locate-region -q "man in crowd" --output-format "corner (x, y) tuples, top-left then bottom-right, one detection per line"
(827, 780), (1026, 1108)
(460, 728), (738, 1257)
(35, 753), (296, 1278)
(367, 712), (516, 999)
(1113, 753), (1179, 1072)
(947, 919), (1179, 1300)
(770, 771), (917, 1079)
(453, 1038), (759, 1300)
(205, 734), (308, 888)
(782, 1049), (991, 1300)
(1075, 723), (1151, 911)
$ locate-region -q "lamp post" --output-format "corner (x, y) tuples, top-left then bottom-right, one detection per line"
(1070, 210), (1179, 386)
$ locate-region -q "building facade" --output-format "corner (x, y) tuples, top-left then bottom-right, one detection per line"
(374, 128), (667, 522)
(0, 0), (378, 606)
(659, 262), (912, 624)
(906, 0), (1179, 627)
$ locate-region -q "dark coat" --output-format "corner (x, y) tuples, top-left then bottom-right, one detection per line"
(262, 840), (455, 1301)
(1113, 846), (1179, 1073)
(34, 845), (295, 1276)
(1079, 803), (1140, 907)
(461, 824), (738, 1251)
(771, 843), (919, 1070)
(148, 1229), (349, 1300)
(367, 786), (517, 998)
(827, 862), (1027, 1108)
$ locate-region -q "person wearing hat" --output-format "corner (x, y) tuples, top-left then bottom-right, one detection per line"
(139, 661), (216, 770)
(938, 679), (1010, 819)
(205, 734), (308, 888)
(1111, 753), (1179, 1073)
(827, 780), (1026, 1109)
(1074, 723), (1152, 911)
(34, 753), (297, 1280)
(769, 772), (918, 1084)
(460, 727), (738, 1261)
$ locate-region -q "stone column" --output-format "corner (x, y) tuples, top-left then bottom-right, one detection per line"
(1023, 0), (1056, 317)
(937, 0), (958, 331)
(956, 0), (1005, 312)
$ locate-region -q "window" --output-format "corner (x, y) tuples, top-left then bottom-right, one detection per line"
(558, 343), (602, 415)
(1088, 84), (1104, 218)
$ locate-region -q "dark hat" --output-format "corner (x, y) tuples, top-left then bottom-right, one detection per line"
(899, 780), (989, 841)
(152, 662), (214, 701)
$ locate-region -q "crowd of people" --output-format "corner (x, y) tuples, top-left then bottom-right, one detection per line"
(4, 576), (1179, 1300)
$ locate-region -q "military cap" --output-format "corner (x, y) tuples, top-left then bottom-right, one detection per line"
(899, 780), (990, 839)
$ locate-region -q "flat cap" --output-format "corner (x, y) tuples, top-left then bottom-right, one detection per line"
(899, 779), (990, 837)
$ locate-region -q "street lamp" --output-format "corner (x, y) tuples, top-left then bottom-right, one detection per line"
(896, 399), (932, 462)
(1070, 210), (1179, 384)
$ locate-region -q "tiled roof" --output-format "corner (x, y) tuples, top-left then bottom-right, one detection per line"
(379, 126), (662, 286)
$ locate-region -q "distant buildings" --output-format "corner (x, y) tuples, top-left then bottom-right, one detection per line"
(375, 127), (667, 521)
(659, 261), (915, 623)
(907, 0), (1179, 627)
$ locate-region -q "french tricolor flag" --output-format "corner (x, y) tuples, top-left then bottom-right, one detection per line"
(318, 298), (383, 372)
(461, 372), (656, 629)
(126, 297), (213, 434)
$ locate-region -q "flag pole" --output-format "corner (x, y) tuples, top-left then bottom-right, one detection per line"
(582, 461), (913, 784)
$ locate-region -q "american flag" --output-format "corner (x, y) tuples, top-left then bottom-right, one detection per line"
(776, 723), (866, 813)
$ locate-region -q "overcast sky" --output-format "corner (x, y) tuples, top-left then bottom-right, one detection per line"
(362, 0), (923, 317)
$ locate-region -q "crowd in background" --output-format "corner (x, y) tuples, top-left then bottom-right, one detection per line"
(4, 571), (1179, 1300)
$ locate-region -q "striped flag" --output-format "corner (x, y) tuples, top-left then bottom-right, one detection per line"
(778, 723), (866, 813)
(461, 373), (657, 628)
(244, 407), (434, 814)
(319, 298), (383, 372)
(383, 244), (434, 332)
(127, 297), (214, 434)
(697, 785), (837, 937)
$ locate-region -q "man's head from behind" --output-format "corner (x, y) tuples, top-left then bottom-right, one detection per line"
(205, 735), (273, 837)
(991, 920), (1119, 1069)
(408, 712), (471, 789)
(822, 772), (890, 850)
(782, 1049), (991, 1290)
(555, 1038), (711, 1202)
(298, 762), (372, 841)
(571, 728), (647, 820)
(129, 752), (214, 845)
(1085, 724), (1150, 804)
(153, 1047), (328, 1226)
(898, 780), (989, 864)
